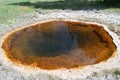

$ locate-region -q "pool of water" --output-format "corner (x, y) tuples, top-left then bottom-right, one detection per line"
(2, 20), (116, 69)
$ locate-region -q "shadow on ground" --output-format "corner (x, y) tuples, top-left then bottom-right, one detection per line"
(8, 0), (120, 10)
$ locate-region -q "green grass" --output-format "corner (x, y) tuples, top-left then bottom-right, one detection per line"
(104, 8), (120, 13)
(0, 0), (35, 24)
(113, 69), (120, 75)
(0, 0), (120, 24)
(0, 0), (65, 24)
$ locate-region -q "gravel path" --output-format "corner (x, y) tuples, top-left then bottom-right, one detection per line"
(0, 10), (120, 80)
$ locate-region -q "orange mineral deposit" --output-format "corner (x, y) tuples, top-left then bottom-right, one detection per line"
(2, 20), (116, 70)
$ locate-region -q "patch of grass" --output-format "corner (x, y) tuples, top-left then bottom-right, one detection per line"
(0, 0), (120, 24)
(104, 8), (120, 13)
(113, 69), (120, 75)
(0, 0), (36, 24)
(8, 0), (104, 10)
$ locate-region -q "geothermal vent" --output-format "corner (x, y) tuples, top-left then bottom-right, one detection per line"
(2, 20), (116, 70)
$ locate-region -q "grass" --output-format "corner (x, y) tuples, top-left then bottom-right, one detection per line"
(104, 8), (120, 13)
(0, 0), (120, 24)
(0, 0), (63, 24)
(0, 0), (35, 24)
(113, 69), (120, 75)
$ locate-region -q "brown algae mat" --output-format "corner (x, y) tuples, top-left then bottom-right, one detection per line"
(2, 20), (116, 70)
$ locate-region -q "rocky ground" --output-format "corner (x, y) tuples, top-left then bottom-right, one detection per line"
(0, 10), (120, 80)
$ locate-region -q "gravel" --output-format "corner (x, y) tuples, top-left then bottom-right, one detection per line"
(0, 10), (120, 80)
